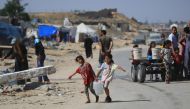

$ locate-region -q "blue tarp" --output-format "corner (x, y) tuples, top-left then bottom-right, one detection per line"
(38, 25), (57, 38)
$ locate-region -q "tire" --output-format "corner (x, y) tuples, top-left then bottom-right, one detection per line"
(138, 65), (146, 83)
(131, 65), (138, 82)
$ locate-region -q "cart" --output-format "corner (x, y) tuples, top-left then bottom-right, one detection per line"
(130, 57), (166, 83)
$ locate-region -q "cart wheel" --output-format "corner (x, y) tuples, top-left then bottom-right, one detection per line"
(131, 65), (138, 82)
(138, 65), (146, 83)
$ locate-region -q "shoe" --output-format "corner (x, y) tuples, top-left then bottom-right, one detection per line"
(96, 96), (99, 103)
(105, 96), (112, 103)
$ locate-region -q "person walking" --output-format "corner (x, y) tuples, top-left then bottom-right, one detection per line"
(68, 55), (99, 103)
(31, 36), (50, 83)
(84, 35), (93, 58)
(98, 30), (113, 66)
(96, 54), (126, 102)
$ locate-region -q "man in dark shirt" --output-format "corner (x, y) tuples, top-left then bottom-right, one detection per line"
(99, 30), (113, 65)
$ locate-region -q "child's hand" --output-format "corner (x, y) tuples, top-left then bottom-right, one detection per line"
(68, 76), (72, 80)
(1, 57), (5, 61)
(95, 77), (99, 81)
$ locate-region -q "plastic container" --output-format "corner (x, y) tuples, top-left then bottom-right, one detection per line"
(151, 48), (160, 59)
(133, 48), (142, 60)
(93, 81), (104, 95)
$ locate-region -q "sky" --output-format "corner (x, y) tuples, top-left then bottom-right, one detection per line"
(0, 0), (190, 23)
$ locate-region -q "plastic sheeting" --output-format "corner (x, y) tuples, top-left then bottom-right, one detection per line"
(38, 25), (57, 38)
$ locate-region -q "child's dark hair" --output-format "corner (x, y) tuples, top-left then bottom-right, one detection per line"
(149, 41), (156, 48)
(163, 40), (172, 48)
(184, 26), (190, 34)
(75, 55), (85, 62)
(105, 53), (114, 63)
(172, 26), (177, 30)
(133, 44), (138, 48)
(174, 47), (179, 51)
(101, 30), (107, 35)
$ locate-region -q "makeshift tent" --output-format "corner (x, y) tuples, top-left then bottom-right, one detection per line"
(0, 22), (22, 45)
(75, 23), (96, 43)
(38, 25), (58, 38)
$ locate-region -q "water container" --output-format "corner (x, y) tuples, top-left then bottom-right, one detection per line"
(133, 48), (142, 60)
(151, 48), (161, 59)
(93, 81), (104, 95)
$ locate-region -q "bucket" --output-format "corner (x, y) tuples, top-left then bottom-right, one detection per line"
(151, 48), (160, 59)
(93, 81), (104, 95)
(133, 48), (142, 60)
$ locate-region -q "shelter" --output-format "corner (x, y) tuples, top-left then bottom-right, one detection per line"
(38, 25), (58, 39)
(75, 23), (96, 43)
(0, 22), (22, 45)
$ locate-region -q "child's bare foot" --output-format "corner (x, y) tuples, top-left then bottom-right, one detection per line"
(85, 101), (90, 103)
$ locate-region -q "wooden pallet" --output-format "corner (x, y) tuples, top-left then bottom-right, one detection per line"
(0, 65), (56, 84)
(0, 45), (12, 49)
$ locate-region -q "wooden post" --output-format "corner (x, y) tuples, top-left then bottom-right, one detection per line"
(0, 65), (56, 84)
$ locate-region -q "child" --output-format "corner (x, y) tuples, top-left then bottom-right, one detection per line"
(68, 55), (99, 103)
(172, 47), (183, 80)
(147, 41), (159, 80)
(96, 54), (126, 102)
(147, 41), (156, 59)
(160, 40), (173, 84)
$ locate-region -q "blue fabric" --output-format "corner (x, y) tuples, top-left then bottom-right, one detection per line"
(147, 55), (152, 60)
(38, 25), (57, 38)
(172, 34), (178, 49)
(34, 38), (40, 45)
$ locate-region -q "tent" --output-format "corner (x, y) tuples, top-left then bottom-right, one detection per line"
(38, 25), (58, 38)
(75, 23), (96, 43)
(0, 22), (22, 45)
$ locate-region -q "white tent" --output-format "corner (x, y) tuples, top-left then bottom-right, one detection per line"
(75, 23), (96, 43)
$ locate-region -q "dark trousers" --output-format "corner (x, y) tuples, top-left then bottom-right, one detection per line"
(37, 56), (49, 82)
(99, 52), (104, 66)
(85, 47), (92, 58)
(15, 56), (29, 85)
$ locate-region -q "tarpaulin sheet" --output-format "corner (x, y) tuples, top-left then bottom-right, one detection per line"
(38, 25), (57, 38)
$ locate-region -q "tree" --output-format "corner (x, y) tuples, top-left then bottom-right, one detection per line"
(0, 0), (30, 21)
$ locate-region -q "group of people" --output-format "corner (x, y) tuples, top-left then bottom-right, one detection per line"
(68, 30), (126, 103)
(133, 25), (190, 84)
(1, 36), (50, 85)
(162, 25), (190, 83)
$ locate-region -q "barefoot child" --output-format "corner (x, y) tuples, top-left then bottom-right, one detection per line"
(68, 55), (99, 103)
(160, 40), (173, 84)
(96, 54), (126, 103)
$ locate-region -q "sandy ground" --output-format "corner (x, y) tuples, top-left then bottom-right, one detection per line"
(0, 39), (131, 109)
